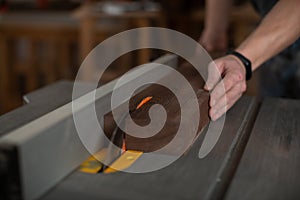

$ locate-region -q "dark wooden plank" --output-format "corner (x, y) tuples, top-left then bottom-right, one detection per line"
(39, 96), (259, 200)
(225, 98), (300, 200)
(116, 62), (210, 153)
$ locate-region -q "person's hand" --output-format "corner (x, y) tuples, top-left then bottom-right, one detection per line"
(204, 55), (247, 121)
(199, 29), (228, 52)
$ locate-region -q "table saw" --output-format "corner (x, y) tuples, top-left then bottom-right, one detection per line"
(0, 54), (300, 200)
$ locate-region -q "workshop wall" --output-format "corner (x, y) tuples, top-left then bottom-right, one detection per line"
(0, 0), (259, 114)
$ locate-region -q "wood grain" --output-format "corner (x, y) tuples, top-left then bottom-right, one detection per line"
(225, 98), (300, 200)
(104, 62), (210, 153)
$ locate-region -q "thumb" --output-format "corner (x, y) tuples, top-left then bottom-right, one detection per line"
(204, 60), (223, 91)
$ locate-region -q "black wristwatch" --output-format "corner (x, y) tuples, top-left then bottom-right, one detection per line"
(227, 50), (252, 80)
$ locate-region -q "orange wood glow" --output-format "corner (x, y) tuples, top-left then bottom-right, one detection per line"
(122, 96), (153, 152)
(136, 96), (153, 110)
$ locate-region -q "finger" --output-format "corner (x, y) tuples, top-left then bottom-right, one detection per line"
(210, 85), (243, 121)
(210, 83), (243, 114)
(210, 94), (239, 121)
(209, 70), (243, 106)
(204, 61), (224, 91)
(211, 95), (239, 121)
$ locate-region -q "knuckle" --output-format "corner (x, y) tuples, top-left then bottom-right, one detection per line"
(241, 83), (247, 92)
(236, 72), (244, 81)
(226, 78), (234, 88)
(231, 71), (244, 81)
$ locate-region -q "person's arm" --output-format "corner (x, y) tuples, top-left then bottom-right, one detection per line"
(199, 0), (233, 52)
(205, 0), (300, 121)
(237, 0), (300, 70)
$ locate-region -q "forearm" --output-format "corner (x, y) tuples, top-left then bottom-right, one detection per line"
(236, 0), (300, 71)
(204, 0), (233, 32)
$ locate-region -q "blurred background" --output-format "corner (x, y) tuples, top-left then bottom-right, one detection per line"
(0, 0), (260, 115)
